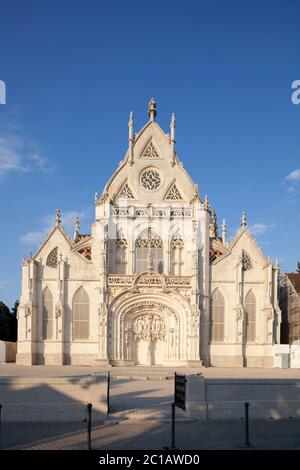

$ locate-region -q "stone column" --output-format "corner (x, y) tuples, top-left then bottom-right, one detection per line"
(195, 203), (209, 366)
(95, 223), (110, 365)
(95, 301), (109, 364)
(234, 257), (244, 366)
(16, 258), (38, 365)
(54, 254), (65, 365)
(273, 262), (281, 344)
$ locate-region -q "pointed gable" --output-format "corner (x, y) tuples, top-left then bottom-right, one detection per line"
(164, 182), (183, 201)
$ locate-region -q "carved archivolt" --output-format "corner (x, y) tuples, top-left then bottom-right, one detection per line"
(120, 300), (179, 323)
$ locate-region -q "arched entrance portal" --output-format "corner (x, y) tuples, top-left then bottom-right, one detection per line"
(109, 297), (185, 366)
(132, 312), (175, 365)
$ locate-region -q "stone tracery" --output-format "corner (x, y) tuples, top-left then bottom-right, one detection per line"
(140, 168), (161, 191)
(141, 141), (160, 159)
(46, 247), (58, 268)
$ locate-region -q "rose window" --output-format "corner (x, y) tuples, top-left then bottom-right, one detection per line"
(140, 168), (162, 191)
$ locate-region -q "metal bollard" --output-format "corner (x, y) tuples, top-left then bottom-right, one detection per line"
(87, 403), (92, 450)
(107, 371), (110, 415)
(244, 402), (251, 447)
(0, 404), (2, 440)
(170, 402), (176, 450)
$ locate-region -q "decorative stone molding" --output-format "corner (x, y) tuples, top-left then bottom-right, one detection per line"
(171, 208), (192, 218)
(111, 207), (130, 216)
(108, 274), (192, 289)
(110, 206), (192, 219)
(134, 208), (148, 217)
(263, 305), (273, 321)
(24, 303), (32, 317)
(55, 303), (63, 318)
(96, 191), (109, 205)
(235, 305), (244, 321)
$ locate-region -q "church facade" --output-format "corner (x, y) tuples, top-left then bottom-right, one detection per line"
(16, 100), (281, 367)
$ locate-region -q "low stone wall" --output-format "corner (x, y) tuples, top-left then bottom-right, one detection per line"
(0, 374), (107, 422)
(0, 341), (17, 363)
(186, 374), (300, 420)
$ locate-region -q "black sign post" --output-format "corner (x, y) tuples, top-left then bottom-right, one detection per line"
(169, 373), (187, 449)
(174, 372), (186, 410)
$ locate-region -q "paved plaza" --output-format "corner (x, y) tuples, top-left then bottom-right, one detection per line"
(1, 363), (300, 378)
(1, 364), (300, 450)
(2, 419), (300, 450)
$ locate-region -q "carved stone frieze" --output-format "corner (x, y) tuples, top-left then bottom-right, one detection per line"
(132, 313), (166, 342)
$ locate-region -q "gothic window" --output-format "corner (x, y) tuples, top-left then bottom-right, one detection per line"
(135, 229), (163, 273)
(46, 247), (58, 268)
(42, 287), (53, 340)
(170, 235), (184, 275)
(245, 290), (256, 342)
(210, 289), (225, 342)
(118, 182), (134, 200)
(165, 183), (183, 201)
(140, 167), (162, 191)
(72, 287), (90, 340)
(141, 141), (160, 159)
(115, 238), (127, 274)
(241, 250), (252, 270)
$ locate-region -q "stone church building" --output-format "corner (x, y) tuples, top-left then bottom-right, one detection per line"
(16, 99), (281, 367)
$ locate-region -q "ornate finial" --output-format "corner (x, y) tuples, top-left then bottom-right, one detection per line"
(128, 111), (134, 165)
(148, 98), (157, 121)
(94, 192), (98, 203)
(222, 219), (227, 245)
(170, 113), (176, 138)
(241, 210), (247, 227)
(55, 209), (61, 226)
(146, 247), (154, 272)
(274, 258), (280, 270)
(209, 210), (218, 238)
(203, 194), (210, 211)
(170, 113), (176, 166)
(73, 216), (80, 243)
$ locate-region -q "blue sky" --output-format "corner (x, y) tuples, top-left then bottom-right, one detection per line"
(0, 0), (299, 308)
